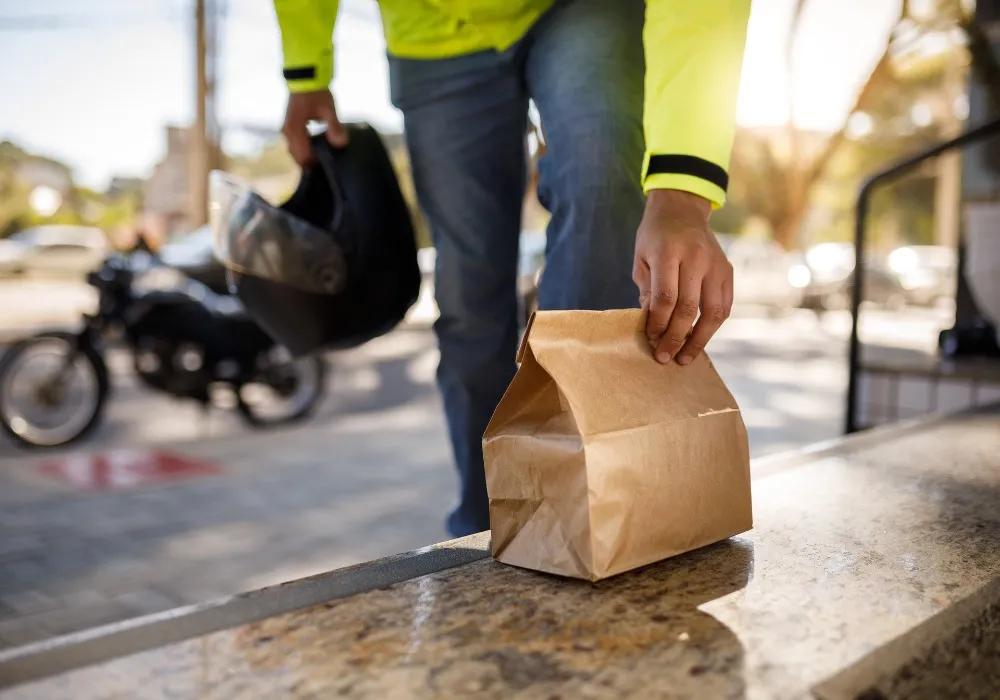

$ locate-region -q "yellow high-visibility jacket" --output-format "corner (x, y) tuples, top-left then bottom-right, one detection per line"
(273, 0), (750, 208)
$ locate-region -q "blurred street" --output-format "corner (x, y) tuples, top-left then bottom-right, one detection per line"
(0, 276), (957, 648)
(0, 276), (953, 456)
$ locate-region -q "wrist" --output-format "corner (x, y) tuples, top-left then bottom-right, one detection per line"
(645, 189), (711, 223)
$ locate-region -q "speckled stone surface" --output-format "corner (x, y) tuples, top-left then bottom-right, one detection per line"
(4, 413), (1000, 700)
(869, 596), (1000, 699)
(816, 577), (1000, 700)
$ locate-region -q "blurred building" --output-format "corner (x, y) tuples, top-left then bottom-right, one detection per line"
(107, 176), (144, 199)
(142, 126), (194, 242)
(141, 125), (225, 243)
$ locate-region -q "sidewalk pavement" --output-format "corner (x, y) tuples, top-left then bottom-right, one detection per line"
(0, 399), (456, 648)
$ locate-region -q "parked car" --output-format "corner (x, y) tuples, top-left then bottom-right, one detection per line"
(886, 244), (957, 307)
(800, 242), (907, 312)
(715, 234), (810, 314)
(0, 225), (109, 278)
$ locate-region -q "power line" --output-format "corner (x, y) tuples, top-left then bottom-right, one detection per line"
(0, 12), (184, 31)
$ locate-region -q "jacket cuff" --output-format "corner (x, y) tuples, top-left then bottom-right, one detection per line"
(641, 152), (728, 209)
(284, 47), (334, 93)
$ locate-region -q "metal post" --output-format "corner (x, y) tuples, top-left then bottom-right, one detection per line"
(843, 117), (1000, 435)
(845, 183), (872, 434)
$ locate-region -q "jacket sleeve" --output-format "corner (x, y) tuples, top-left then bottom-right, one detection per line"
(642, 0), (751, 209)
(273, 0), (339, 93)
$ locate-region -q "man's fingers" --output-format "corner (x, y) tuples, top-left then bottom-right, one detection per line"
(722, 272), (734, 317)
(678, 275), (728, 365)
(284, 123), (314, 168)
(321, 102), (350, 148)
(654, 263), (702, 363)
(633, 259), (651, 311)
(326, 117), (350, 148)
(283, 91), (344, 166)
(645, 257), (679, 349)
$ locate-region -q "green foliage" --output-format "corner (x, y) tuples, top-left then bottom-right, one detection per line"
(810, 135), (939, 250)
(724, 0), (974, 250)
(0, 140), (142, 241)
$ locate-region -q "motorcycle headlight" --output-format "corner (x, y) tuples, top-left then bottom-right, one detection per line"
(788, 263), (812, 289)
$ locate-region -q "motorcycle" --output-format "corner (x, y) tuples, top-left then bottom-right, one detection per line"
(0, 242), (327, 448)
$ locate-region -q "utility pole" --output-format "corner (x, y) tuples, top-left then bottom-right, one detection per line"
(189, 0), (218, 229)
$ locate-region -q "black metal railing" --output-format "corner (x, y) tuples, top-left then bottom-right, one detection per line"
(844, 117), (1000, 434)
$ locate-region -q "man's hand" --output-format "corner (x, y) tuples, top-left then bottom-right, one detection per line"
(282, 89), (349, 167)
(633, 189), (733, 366)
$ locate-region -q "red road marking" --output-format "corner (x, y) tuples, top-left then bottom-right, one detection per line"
(38, 449), (222, 490)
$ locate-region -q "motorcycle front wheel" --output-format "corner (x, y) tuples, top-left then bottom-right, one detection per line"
(0, 332), (109, 448)
(236, 349), (327, 428)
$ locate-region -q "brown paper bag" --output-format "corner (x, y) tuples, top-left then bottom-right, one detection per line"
(482, 309), (752, 581)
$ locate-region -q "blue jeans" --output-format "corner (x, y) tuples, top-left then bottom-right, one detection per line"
(389, 0), (645, 538)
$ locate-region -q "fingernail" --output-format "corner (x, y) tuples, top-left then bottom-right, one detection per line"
(678, 354), (693, 366)
(656, 352), (671, 364)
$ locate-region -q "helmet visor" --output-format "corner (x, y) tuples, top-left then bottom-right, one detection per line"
(209, 170), (349, 295)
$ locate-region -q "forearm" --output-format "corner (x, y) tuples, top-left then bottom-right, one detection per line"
(641, 0), (751, 208)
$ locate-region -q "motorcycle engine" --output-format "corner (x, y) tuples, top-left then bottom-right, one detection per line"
(133, 335), (218, 401)
(126, 296), (274, 403)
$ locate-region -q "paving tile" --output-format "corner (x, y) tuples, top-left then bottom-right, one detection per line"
(60, 589), (109, 610)
(0, 590), (58, 616)
(1, 557), (45, 584)
(0, 534), (44, 558)
(0, 617), (52, 648)
(84, 559), (157, 592)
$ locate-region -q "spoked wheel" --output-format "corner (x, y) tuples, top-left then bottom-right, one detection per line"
(236, 347), (327, 427)
(0, 332), (109, 448)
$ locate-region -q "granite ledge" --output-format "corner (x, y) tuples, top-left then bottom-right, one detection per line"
(2, 408), (1000, 699)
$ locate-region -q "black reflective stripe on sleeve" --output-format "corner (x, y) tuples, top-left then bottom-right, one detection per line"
(283, 66), (317, 81)
(647, 154), (729, 192)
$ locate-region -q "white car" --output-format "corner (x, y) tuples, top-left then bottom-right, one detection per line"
(887, 244), (957, 307)
(716, 234), (810, 313)
(0, 225), (109, 279)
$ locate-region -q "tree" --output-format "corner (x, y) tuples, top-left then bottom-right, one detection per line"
(729, 0), (918, 249)
(729, 0), (1000, 251)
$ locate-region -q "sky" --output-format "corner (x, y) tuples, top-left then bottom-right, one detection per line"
(0, 0), (902, 189)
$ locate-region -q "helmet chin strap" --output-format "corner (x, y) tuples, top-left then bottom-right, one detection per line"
(310, 137), (347, 233)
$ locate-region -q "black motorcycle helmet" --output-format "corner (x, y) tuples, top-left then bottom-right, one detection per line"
(210, 123), (421, 357)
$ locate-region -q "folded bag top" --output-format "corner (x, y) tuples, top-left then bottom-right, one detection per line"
(483, 309), (752, 582)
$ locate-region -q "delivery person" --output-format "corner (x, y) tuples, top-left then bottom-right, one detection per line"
(273, 0), (751, 537)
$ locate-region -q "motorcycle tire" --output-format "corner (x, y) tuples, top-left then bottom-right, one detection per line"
(236, 355), (327, 428)
(0, 332), (110, 448)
